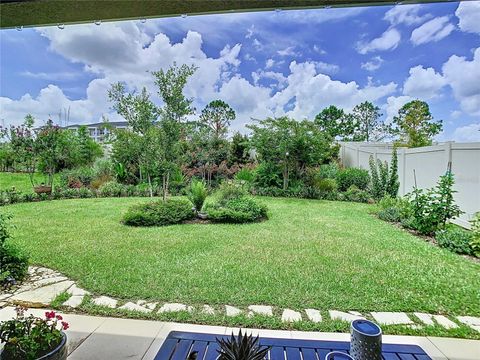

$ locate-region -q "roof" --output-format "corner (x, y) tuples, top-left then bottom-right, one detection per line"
(64, 121), (128, 129)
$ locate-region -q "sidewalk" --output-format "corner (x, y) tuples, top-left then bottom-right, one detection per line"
(0, 307), (478, 359)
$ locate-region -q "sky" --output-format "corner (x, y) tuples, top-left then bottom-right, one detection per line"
(0, 1), (479, 142)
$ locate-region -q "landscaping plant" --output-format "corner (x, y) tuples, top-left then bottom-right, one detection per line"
(187, 179), (208, 212)
(336, 167), (370, 192)
(470, 212), (480, 257)
(369, 147), (399, 200)
(216, 330), (270, 360)
(122, 198), (195, 226)
(206, 197), (268, 223)
(0, 213), (28, 286)
(0, 307), (69, 360)
(435, 227), (474, 256)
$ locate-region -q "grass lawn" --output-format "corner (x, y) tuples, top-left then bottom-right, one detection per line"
(6, 197), (480, 318)
(0, 172), (58, 193)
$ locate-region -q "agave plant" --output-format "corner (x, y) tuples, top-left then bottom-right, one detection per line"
(216, 330), (270, 360)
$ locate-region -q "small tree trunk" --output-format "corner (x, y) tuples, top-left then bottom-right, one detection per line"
(147, 173), (153, 197)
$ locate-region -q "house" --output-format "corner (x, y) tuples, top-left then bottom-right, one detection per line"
(63, 121), (128, 143)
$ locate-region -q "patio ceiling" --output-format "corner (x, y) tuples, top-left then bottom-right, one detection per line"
(0, 0), (455, 29)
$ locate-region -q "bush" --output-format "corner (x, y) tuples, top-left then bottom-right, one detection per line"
(123, 199), (195, 226)
(435, 227), (473, 255)
(378, 195), (412, 221)
(216, 181), (248, 205)
(369, 148), (399, 201)
(187, 179), (208, 212)
(60, 166), (95, 188)
(235, 168), (255, 183)
(336, 168), (370, 191)
(315, 178), (337, 193)
(318, 162), (339, 179)
(344, 185), (370, 203)
(378, 207), (402, 222)
(254, 162), (282, 188)
(0, 213), (28, 285)
(470, 212), (480, 257)
(98, 181), (127, 197)
(206, 197), (268, 223)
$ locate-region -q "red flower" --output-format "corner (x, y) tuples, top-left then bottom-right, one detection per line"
(45, 311), (56, 319)
(56, 315), (63, 320)
(61, 321), (69, 330)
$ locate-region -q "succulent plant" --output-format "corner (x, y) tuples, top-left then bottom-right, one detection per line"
(216, 330), (270, 360)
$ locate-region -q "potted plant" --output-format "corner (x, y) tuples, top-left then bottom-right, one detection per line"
(0, 307), (69, 360)
(215, 330), (270, 360)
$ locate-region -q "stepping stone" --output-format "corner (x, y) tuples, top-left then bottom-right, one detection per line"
(414, 312), (435, 326)
(32, 276), (68, 288)
(144, 302), (158, 310)
(0, 293), (12, 302)
(10, 280), (74, 307)
(305, 309), (322, 323)
(158, 303), (193, 313)
(225, 305), (242, 317)
(67, 285), (90, 296)
(433, 315), (458, 329)
(349, 311), (363, 316)
(282, 309), (302, 322)
(456, 316), (480, 332)
(92, 296), (117, 308)
(119, 302), (152, 313)
(329, 310), (364, 322)
(63, 295), (84, 308)
(371, 312), (413, 325)
(248, 305), (273, 317)
(202, 305), (215, 315)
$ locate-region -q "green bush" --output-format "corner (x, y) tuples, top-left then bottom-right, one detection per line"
(216, 181), (248, 205)
(318, 162), (339, 179)
(470, 212), (480, 257)
(344, 185), (370, 203)
(98, 181), (127, 197)
(206, 197), (268, 224)
(187, 179), (208, 212)
(378, 207), (402, 222)
(122, 199), (195, 226)
(435, 227), (473, 256)
(336, 168), (370, 191)
(254, 162), (282, 188)
(378, 195), (412, 220)
(235, 168), (255, 183)
(60, 166), (95, 188)
(315, 178), (338, 193)
(0, 213), (28, 285)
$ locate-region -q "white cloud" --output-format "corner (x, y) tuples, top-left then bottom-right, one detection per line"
(265, 58), (275, 69)
(19, 71), (81, 81)
(452, 123), (480, 142)
(313, 45), (326, 55)
(251, 70), (287, 87)
(455, 1), (480, 35)
(315, 61), (339, 75)
(403, 65), (446, 99)
(245, 24), (255, 39)
(450, 110), (462, 119)
(277, 46), (298, 57)
(356, 28), (401, 54)
(361, 56), (384, 71)
(442, 47), (480, 116)
(410, 16), (455, 45)
(384, 95), (413, 123)
(252, 38), (262, 50)
(384, 4), (431, 26)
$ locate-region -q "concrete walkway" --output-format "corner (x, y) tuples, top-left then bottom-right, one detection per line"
(0, 307), (478, 360)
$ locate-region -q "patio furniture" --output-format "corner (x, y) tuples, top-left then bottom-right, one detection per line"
(155, 331), (433, 360)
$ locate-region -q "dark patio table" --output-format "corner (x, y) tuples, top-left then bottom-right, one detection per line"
(154, 331), (433, 360)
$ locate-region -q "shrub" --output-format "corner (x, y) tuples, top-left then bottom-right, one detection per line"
(0, 213), (28, 285)
(187, 179), (208, 212)
(98, 181), (127, 197)
(122, 199), (195, 226)
(470, 212), (480, 257)
(378, 195), (412, 221)
(344, 185), (370, 203)
(60, 166), (95, 188)
(378, 207), (402, 222)
(315, 178), (337, 193)
(235, 167), (255, 183)
(206, 197), (268, 223)
(254, 162), (282, 188)
(369, 148), (399, 201)
(318, 162), (339, 179)
(216, 181), (248, 205)
(336, 168), (370, 191)
(435, 227), (473, 255)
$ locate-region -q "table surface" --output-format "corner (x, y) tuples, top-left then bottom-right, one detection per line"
(155, 331), (433, 360)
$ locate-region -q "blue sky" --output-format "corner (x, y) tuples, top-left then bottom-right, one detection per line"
(1, 1), (479, 141)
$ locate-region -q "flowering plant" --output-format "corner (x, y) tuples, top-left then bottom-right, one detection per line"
(0, 307), (69, 360)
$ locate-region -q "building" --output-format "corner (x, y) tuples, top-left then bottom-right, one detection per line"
(64, 121), (128, 143)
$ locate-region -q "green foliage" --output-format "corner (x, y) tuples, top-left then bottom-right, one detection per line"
(254, 162), (282, 188)
(336, 168), (370, 191)
(235, 168), (255, 183)
(0, 213), (28, 284)
(187, 179), (208, 212)
(408, 172), (462, 236)
(217, 330), (270, 360)
(435, 227), (474, 256)
(469, 212), (480, 257)
(122, 199), (194, 226)
(59, 166), (95, 188)
(378, 207), (402, 222)
(314, 105), (355, 140)
(344, 185), (370, 203)
(391, 100), (442, 148)
(318, 162), (339, 179)
(98, 181), (127, 197)
(369, 148), (399, 200)
(229, 132), (250, 165)
(199, 99), (236, 138)
(206, 197), (268, 223)
(315, 178), (338, 193)
(351, 101), (388, 142)
(216, 181), (248, 205)
(0, 308), (68, 360)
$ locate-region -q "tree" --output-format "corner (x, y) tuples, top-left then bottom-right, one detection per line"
(314, 105), (354, 140)
(391, 100), (442, 148)
(73, 126), (103, 166)
(199, 100), (236, 138)
(229, 132), (250, 165)
(248, 117), (336, 190)
(351, 101), (388, 142)
(35, 120), (65, 187)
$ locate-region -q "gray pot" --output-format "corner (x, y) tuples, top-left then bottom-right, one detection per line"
(325, 351), (354, 360)
(1, 332), (67, 360)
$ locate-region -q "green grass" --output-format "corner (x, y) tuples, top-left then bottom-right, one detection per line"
(6, 197), (480, 318)
(0, 172), (58, 193)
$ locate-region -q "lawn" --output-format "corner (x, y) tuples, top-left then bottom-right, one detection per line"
(0, 172), (58, 193)
(6, 196), (480, 318)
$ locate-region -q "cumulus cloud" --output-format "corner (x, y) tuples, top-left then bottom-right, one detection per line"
(410, 16), (455, 45)
(403, 65), (446, 99)
(356, 28), (401, 54)
(442, 47), (480, 116)
(361, 56), (384, 71)
(265, 58), (275, 69)
(384, 95), (413, 123)
(452, 123), (480, 142)
(384, 4), (431, 26)
(455, 1), (480, 35)
(315, 61), (339, 75)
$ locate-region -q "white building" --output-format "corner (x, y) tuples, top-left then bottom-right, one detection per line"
(64, 121), (128, 143)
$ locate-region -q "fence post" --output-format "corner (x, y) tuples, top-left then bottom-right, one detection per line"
(444, 141), (453, 172)
(400, 147), (406, 195)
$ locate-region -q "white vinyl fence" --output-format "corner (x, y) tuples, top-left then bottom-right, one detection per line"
(339, 141), (480, 229)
